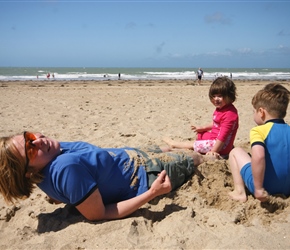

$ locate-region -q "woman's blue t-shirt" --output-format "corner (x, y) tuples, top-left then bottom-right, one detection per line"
(37, 142), (148, 206)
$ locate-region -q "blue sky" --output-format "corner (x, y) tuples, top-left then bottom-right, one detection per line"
(0, 0), (290, 68)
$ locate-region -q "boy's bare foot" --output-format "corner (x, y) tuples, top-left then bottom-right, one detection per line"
(228, 190), (247, 202)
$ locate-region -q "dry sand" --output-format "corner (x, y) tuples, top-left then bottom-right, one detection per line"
(0, 79), (290, 249)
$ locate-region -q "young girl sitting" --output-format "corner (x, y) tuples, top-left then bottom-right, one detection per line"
(163, 77), (239, 159)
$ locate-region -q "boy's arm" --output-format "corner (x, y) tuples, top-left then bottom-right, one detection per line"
(251, 144), (268, 202)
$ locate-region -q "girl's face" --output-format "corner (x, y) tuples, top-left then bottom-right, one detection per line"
(211, 94), (228, 109)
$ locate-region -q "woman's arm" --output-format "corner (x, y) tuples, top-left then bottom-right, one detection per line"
(76, 170), (172, 221)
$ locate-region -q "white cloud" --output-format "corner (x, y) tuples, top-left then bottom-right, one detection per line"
(237, 48), (252, 54)
(204, 12), (232, 25)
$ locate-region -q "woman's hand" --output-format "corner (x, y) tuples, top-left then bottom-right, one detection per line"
(150, 170), (172, 196)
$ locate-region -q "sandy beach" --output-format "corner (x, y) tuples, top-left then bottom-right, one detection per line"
(0, 79), (290, 249)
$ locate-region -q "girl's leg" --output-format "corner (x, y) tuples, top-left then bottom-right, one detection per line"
(163, 137), (193, 150)
(228, 147), (251, 202)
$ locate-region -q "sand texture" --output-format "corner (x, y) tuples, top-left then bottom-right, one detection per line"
(0, 79), (290, 249)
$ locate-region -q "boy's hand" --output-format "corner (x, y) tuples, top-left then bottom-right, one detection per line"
(255, 188), (269, 202)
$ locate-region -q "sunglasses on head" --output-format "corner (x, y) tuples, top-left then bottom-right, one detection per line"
(23, 131), (38, 168)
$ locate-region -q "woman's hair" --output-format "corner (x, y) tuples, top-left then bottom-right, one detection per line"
(252, 83), (290, 119)
(209, 77), (237, 103)
(0, 135), (42, 204)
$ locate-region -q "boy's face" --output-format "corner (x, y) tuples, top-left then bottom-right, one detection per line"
(253, 108), (264, 125)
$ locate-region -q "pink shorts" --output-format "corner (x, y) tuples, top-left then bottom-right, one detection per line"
(193, 140), (216, 154)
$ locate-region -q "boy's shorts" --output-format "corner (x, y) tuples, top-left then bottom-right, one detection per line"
(240, 161), (290, 196)
(240, 162), (254, 194)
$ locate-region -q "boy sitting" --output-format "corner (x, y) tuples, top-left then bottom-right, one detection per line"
(228, 83), (290, 202)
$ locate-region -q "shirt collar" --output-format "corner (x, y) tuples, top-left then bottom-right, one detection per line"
(265, 118), (285, 124)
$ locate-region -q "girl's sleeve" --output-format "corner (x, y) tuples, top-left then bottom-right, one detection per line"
(216, 110), (238, 142)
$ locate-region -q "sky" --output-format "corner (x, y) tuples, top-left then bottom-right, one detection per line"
(0, 0), (290, 68)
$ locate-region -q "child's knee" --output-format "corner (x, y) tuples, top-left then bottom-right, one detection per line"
(230, 147), (244, 158)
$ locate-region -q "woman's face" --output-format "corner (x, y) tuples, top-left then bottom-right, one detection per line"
(12, 132), (61, 172)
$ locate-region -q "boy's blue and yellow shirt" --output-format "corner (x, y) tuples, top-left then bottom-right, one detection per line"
(250, 119), (290, 195)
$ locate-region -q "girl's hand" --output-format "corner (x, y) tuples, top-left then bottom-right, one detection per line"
(191, 125), (197, 131)
(191, 125), (209, 133)
(191, 125), (202, 132)
(206, 151), (221, 159)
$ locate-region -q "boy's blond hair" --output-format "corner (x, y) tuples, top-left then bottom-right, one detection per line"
(252, 83), (290, 119)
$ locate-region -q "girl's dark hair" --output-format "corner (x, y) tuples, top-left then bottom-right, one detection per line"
(209, 77), (237, 103)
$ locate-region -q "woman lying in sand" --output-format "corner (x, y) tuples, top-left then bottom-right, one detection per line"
(0, 131), (218, 221)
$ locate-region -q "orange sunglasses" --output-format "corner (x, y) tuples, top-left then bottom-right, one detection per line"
(23, 131), (38, 168)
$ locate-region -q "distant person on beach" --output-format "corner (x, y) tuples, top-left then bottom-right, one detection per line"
(0, 132), (218, 221)
(196, 68), (203, 85)
(228, 83), (290, 202)
(118, 73), (121, 80)
(46, 73), (50, 79)
(163, 77), (239, 159)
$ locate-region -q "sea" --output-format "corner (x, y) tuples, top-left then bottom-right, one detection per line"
(0, 67), (290, 81)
